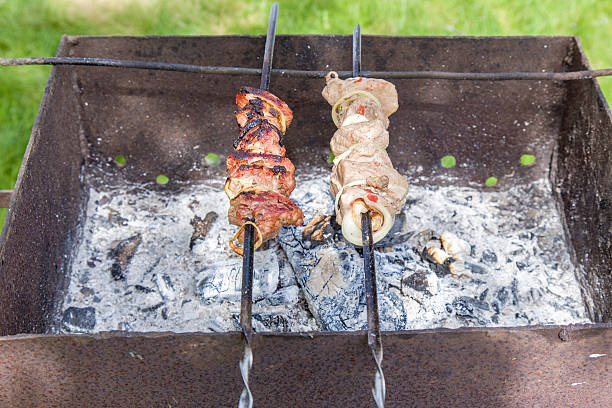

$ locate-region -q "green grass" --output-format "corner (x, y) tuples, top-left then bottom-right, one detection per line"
(1, 0), (611, 226)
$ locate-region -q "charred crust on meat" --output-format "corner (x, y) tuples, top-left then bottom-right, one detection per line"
(229, 150), (284, 162)
(239, 86), (286, 108)
(271, 165), (287, 175)
(233, 119), (284, 148)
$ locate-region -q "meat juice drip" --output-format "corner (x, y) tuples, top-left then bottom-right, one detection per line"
(58, 173), (587, 333)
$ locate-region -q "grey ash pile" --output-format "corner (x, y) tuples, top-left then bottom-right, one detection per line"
(57, 175), (588, 333)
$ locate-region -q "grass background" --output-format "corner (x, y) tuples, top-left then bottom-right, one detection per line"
(1, 0), (611, 226)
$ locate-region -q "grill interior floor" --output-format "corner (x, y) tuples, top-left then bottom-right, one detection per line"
(56, 170), (588, 333)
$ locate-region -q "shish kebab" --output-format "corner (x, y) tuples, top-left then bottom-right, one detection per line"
(320, 24), (408, 408)
(223, 4), (304, 408)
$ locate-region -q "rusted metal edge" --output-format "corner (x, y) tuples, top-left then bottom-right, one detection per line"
(0, 38), (71, 246)
(1, 322), (609, 342)
(0, 190), (13, 209)
(1, 325), (610, 407)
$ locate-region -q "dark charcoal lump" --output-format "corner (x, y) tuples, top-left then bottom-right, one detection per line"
(252, 314), (289, 332)
(62, 306), (96, 331)
(495, 287), (509, 306)
(465, 262), (488, 275)
(134, 285), (154, 293)
(447, 296), (490, 325)
(480, 249), (498, 265)
(402, 271), (430, 293)
(108, 234), (142, 280)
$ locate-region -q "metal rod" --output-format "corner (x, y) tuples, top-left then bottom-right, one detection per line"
(362, 212), (385, 408)
(240, 223), (255, 344)
(2, 57), (611, 81)
(238, 222), (255, 408)
(354, 24), (385, 408)
(352, 24), (361, 77)
(260, 2), (278, 90)
(239, 4), (279, 408)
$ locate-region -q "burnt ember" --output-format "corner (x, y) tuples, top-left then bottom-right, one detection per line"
(108, 234), (142, 280)
(189, 212), (218, 250)
(62, 306), (96, 332)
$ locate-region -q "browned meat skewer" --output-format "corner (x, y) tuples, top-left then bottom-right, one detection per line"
(225, 87), (304, 254)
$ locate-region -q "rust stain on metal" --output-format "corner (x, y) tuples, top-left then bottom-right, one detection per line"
(0, 327), (609, 407)
(0, 190), (12, 208)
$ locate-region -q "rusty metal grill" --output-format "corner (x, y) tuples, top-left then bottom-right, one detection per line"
(0, 3), (611, 406)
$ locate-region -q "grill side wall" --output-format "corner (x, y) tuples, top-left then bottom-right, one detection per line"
(0, 37), (85, 335)
(555, 38), (612, 322)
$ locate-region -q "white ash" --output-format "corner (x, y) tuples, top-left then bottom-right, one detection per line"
(279, 176), (588, 330)
(58, 174), (588, 333)
(58, 181), (317, 334)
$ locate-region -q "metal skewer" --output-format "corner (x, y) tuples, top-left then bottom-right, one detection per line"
(2, 56), (612, 81)
(238, 3), (278, 408)
(353, 24), (385, 408)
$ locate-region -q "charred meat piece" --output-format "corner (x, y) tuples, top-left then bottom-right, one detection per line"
(228, 190), (304, 243)
(234, 123), (286, 156)
(226, 151), (294, 174)
(236, 86), (293, 129)
(226, 151), (296, 197)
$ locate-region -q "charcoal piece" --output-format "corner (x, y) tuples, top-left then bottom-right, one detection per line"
(403, 271), (429, 292)
(447, 296), (490, 325)
(80, 287), (94, 297)
(410, 229), (438, 251)
(196, 249), (279, 303)
(479, 288), (489, 301)
(108, 234), (142, 280)
(511, 278), (520, 306)
(189, 212), (218, 250)
(516, 261), (527, 270)
(453, 296), (490, 312)
(510, 278), (519, 306)
(140, 302), (164, 313)
(134, 285), (154, 293)
(252, 314), (289, 332)
(161, 308), (168, 320)
(401, 270), (438, 298)
(155, 273), (176, 301)
(465, 262), (488, 274)
(62, 306), (96, 332)
(108, 213), (129, 226)
(480, 249), (498, 265)
(264, 285), (299, 306)
(278, 227), (406, 331)
(421, 247), (453, 277)
(302, 214), (334, 249)
(495, 287), (509, 306)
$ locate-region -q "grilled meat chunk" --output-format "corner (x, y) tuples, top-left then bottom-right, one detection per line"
(236, 86), (293, 130)
(228, 190), (304, 243)
(234, 122), (286, 156)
